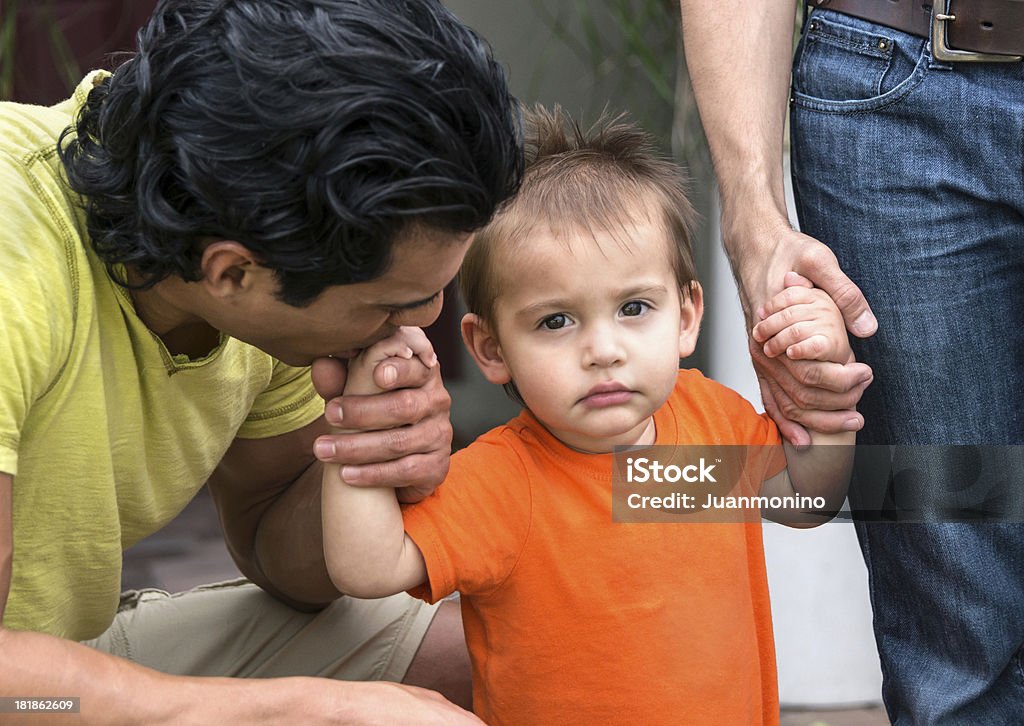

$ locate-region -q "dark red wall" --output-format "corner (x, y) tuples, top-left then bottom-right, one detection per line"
(2, 0), (157, 105)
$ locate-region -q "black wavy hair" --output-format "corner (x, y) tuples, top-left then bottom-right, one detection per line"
(59, 0), (522, 306)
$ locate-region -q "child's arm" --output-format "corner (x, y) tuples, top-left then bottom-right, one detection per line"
(753, 274), (856, 526)
(321, 327), (434, 597)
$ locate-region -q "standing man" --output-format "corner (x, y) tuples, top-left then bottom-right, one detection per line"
(679, 0), (1024, 722)
(0, 0), (521, 722)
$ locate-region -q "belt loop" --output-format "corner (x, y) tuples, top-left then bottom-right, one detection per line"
(926, 1), (953, 70)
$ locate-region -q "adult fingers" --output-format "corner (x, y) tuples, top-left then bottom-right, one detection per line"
(752, 344), (870, 410)
(371, 354), (437, 393)
(783, 270), (814, 289)
(321, 362), (449, 428)
(753, 336), (872, 393)
(787, 406), (865, 435)
(327, 450), (452, 493)
(760, 363), (865, 436)
(782, 357), (873, 395)
(315, 410), (452, 467)
(757, 373), (811, 449)
(795, 244), (878, 338)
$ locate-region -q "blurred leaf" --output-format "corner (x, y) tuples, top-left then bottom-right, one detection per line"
(41, 0), (81, 92)
(0, 0), (83, 102)
(529, 0), (710, 177)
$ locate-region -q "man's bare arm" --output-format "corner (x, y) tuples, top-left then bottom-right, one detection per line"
(679, 0), (876, 444)
(679, 0), (796, 249)
(207, 418), (339, 609)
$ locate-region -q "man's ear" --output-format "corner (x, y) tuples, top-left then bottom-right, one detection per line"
(679, 281), (704, 359)
(461, 313), (512, 385)
(198, 241), (262, 299)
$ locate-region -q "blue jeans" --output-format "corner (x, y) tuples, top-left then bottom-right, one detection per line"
(790, 9), (1024, 724)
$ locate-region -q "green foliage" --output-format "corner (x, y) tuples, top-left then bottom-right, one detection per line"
(529, 0), (680, 143)
(529, 0), (710, 177)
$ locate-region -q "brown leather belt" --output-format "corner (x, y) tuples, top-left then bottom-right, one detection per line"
(808, 0), (1024, 60)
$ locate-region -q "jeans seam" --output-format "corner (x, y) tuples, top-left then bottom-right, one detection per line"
(875, 54), (894, 96)
(791, 63), (924, 115)
(807, 31), (890, 59)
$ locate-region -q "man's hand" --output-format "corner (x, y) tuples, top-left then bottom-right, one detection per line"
(730, 225), (875, 446)
(310, 341), (452, 504)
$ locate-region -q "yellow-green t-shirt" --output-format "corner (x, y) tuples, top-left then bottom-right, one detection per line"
(0, 74), (326, 640)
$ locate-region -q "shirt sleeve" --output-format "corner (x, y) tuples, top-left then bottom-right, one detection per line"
(728, 399), (787, 490)
(751, 411), (787, 486)
(693, 375), (786, 487)
(0, 152), (76, 476)
(402, 430), (533, 603)
(235, 360), (324, 439)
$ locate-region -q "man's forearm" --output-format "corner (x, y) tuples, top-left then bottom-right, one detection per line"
(679, 0), (799, 249)
(0, 626), (413, 724)
(0, 628), (259, 724)
(250, 460), (342, 609)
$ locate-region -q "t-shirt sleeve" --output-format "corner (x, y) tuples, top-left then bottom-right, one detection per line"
(0, 153), (76, 476)
(235, 360), (324, 439)
(402, 432), (532, 603)
(751, 412), (787, 485)
(723, 391), (787, 486)
(689, 373), (786, 484)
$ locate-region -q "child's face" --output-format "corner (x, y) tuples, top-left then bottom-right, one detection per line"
(474, 216), (701, 453)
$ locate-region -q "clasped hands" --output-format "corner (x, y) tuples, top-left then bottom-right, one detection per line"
(310, 332), (450, 504)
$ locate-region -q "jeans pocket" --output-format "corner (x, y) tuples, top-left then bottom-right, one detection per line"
(792, 10), (928, 113)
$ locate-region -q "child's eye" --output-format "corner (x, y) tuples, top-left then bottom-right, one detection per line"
(620, 301), (649, 317)
(541, 314), (569, 330)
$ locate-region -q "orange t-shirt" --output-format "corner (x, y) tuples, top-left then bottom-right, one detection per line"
(403, 369), (783, 725)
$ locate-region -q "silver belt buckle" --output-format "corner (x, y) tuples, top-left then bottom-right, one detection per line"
(931, 0), (1022, 62)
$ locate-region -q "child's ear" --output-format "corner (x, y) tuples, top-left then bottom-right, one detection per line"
(678, 281), (704, 359)
(461, 313), (512, 385)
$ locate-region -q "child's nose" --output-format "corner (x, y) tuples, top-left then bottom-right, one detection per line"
(582, 325), (625, 368)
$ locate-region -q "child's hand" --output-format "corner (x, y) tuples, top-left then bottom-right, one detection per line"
(752, 272), (854, 365)
(343, 327), (438, 398)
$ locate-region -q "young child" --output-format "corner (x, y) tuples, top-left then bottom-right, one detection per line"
(322, 108), (856, 725)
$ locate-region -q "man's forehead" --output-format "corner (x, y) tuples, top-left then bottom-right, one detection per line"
(369, 228), (472, 299)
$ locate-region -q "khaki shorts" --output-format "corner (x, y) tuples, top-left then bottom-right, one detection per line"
(82, 578), (438, 681)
